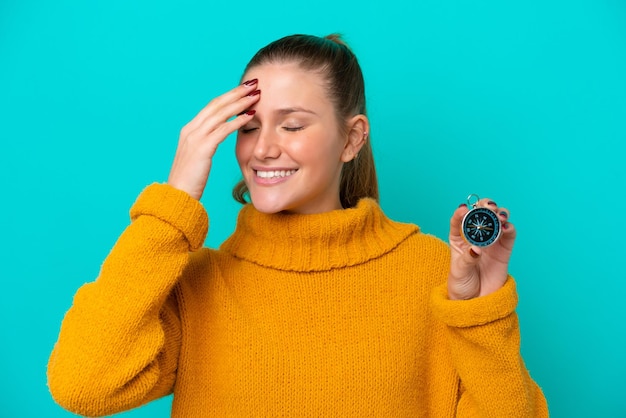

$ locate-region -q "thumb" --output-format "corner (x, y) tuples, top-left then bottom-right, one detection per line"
(449, 204), (468, 241)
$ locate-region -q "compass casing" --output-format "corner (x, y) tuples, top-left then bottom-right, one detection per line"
(461, 207), (502, 247)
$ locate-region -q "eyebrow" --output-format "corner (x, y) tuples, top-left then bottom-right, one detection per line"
(275, 107), (318, 116)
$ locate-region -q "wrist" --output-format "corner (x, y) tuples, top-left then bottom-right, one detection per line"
(447, 277), (479, 300)
(166, 177), (204, 201)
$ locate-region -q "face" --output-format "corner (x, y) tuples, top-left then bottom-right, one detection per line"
(236, 62), (352, 214)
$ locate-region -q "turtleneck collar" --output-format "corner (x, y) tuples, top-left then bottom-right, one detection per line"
(220, 198), (419, 272)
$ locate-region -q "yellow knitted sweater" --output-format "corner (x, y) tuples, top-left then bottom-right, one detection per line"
(48, 184), (548, 417)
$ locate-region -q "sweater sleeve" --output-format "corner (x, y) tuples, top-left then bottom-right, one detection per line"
(431, 278), (549, 417)
(47, 183), (208, 417)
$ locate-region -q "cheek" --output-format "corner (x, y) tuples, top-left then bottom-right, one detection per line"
(289, 130), (344, 161)
(235, 135), (251, 165)
(283, 138), (309, 158)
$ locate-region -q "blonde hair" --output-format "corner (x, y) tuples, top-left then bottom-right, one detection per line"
(233, 34), (378, 209)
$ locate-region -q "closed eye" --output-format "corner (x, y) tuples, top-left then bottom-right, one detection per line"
(239, 127), (258, 134)
(283, 126), (304, 132)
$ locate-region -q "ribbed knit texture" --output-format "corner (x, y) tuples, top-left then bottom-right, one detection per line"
(48, 183), (548, 417)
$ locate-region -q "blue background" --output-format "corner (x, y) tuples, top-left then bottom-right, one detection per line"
(1, 0), (624, 416)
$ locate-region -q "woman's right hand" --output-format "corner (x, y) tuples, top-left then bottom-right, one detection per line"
(167, 79), (260, 200)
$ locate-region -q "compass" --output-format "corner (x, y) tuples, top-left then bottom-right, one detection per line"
(461, 194), (502, 247)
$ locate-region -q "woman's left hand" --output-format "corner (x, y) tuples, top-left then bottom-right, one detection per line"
(447, 199), (516, 300)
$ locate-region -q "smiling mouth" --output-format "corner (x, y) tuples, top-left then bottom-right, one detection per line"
(255, 169), (298, 179)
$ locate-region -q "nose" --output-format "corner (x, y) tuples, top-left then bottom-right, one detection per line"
(253, 128), (281, 160)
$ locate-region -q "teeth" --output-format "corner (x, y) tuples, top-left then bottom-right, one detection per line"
(256, 169), (297, 179)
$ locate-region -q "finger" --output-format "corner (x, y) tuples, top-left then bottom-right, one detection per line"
(188, 109), (257, 157)
(203, 79), (258, 117)
(209, 110), (257, 143)
(451, 244), (483, 278)
(193, 91), (260, 137)
(477, 198), (498, 211)
(497, 207), (510, 224)
(194, 88), (260, 133)
(185, 80), (259, 132)
(182, 92), (260, 148)
(499, 220), (517, 250)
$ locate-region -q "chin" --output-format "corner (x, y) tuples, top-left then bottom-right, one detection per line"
(249, 194), (292, 214)
(251, 203), (286, 214)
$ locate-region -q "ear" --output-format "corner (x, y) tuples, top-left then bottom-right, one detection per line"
(341, 114), (369, 162)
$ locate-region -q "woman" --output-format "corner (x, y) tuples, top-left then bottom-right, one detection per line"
(48, 34), (548, 417)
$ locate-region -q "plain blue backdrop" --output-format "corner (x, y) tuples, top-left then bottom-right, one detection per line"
(1, 0), (625, 417)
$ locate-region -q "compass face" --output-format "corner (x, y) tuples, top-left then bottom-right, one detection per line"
(462, 207), (501, 247)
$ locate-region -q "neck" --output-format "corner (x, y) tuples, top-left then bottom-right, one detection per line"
(220, 198), (418, 272)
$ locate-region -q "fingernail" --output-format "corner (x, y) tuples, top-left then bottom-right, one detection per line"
(487, 200), (497, 207)
(244, 110), (256, 116)
(499, 211), (508, 219)
(458, 203), (467, 208)
(469, 248), (480, 258)
(503, 222), (509, 229)
(242, 78), (258, 86)
(247, 89), (261, 97)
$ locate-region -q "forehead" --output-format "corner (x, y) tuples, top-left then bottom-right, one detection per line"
(243, 62), (331, 110)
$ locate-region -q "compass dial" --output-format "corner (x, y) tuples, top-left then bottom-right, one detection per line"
(462, 207), (501, 247)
